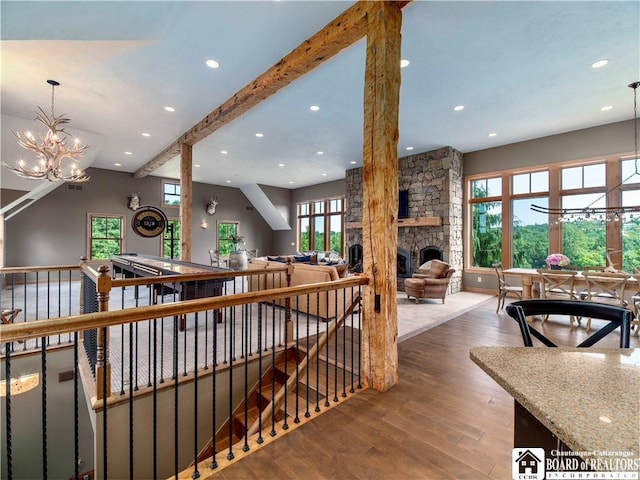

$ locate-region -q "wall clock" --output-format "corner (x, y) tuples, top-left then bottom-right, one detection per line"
(131, 205), (168, 238)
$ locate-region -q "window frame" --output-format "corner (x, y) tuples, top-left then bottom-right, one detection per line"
(217, 220), (240, 256)
(297, 196), (345, 255)
(86, 213), (125, 260)
(465, 154), (640, 272)
(162, 180), (181, 207)
(161, 217), (181, 259)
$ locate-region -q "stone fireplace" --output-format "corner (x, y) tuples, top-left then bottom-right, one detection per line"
(345, 146), (463, 293)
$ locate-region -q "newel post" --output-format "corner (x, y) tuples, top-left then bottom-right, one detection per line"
(96, 264), (112, 400)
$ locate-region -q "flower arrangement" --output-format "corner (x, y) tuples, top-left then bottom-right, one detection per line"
(546, 253), (570, 267)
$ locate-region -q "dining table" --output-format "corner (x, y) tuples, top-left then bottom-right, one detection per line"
(503, 267), (639, 299)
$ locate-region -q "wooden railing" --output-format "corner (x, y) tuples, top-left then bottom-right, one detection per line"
(1, 261), (368, 479)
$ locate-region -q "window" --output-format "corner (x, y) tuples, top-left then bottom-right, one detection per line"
(469, 177), (502, 267)
(162, 219), (181, 259)
(466, 157), (640, 271)
(88, 214), (124, 260)
(163, 181), (181, 206)
(218, 221), (240, 256)
(297, 197), (345, 255)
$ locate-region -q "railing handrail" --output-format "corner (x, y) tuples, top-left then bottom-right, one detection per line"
(0, 276), (368, 343)
(0, 265), (82, 274)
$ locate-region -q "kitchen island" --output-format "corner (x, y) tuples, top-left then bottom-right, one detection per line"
(471, 347), (639, 473)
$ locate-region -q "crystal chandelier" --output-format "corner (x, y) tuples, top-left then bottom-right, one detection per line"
(2, 80), (90, 182)
(531, 81), (640, 223)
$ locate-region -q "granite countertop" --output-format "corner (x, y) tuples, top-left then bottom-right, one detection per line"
(470, 347), (640, 460)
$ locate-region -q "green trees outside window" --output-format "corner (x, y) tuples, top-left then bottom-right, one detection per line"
(163, 182), (180, 206)
(218, 222), (240, 256)
(90, 215), (123, 260)
(162, 220), (181, 259)
(297, 197), (344, 255)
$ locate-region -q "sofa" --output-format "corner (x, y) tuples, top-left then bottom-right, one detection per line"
(404, 259), (455, 304)
(247, 258), (353, 320)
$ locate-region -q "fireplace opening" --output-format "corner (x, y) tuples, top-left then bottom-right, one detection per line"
(398, 247), (411, 280)
(420, 246), (443, 265)
(348, 244), (363, 272)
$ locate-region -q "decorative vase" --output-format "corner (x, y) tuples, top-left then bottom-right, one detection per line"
(228, 250), (248, 270)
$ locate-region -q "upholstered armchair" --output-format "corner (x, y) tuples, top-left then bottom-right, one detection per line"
(404, 259), (455, 304)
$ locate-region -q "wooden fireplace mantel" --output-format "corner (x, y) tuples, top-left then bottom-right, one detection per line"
(346, 217), (442, 229)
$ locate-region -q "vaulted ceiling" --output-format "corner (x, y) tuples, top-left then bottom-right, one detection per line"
(2, 1), (638, 192)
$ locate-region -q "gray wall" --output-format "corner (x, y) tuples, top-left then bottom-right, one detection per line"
(2, 168), (275, 267)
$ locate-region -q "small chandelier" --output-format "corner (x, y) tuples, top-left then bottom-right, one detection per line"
(532, 81), (640, 223)
(2, 79), (90, 182)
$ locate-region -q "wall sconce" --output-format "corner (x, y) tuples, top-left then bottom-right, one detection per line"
(127, 193), (140, 211)
(200, 220), (208, 229)
(206, 196), (218, 216)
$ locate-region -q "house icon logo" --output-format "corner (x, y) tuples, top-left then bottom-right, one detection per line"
(512, 448), (545, 480)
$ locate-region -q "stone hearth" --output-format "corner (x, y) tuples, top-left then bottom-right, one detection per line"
(346, 146), (463, 293)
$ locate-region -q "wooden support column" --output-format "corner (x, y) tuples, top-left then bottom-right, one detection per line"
(180, 143), (193, 261)
(361, 1), (402, 392)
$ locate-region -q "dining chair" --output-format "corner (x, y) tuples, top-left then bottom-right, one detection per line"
(209, 249), (228, 268)
(492, 262), (523, 313)
(580, 271), (631, 333)
(246, 249), (259, 261)
(505, 299), (633, 348)
(536, 269), (580, 327)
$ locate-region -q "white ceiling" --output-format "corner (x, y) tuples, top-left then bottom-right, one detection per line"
(1, 1), (639, 192)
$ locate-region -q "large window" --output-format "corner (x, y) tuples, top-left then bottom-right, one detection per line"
(297, 197), (344, 255)
(162, 219), (181, 259)
(88, 214), (124, 260)
(163, 181), (181, 206)
(466, 156), (640, 271)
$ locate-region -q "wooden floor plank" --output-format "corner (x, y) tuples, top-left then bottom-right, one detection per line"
(214, 299), (639, 479)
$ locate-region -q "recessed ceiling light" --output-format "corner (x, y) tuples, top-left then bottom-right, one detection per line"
(310, 105), (320, 111)
(317, 151), (324, 155)
(601, 105), (613, 111)
(406, 146), (414, 151)
(321, 173), (327, 176)
(165, 106), (176, 113)
(278, 163), (285, 167)
(206, 59), (220, 69)
(124, 151), (132, 155)
(289, 181), (294, 184)
(400, 59), (410, 68)
(454, 105), (465, 111)
(220, 150), (228, 155)
(591, 59), (609, 69)
(141, 132), (151, 137)
(194, 164), (201, 168)
(114, 163), (121, 167)
(226, 180), (232, 183)
(488, 132), (498, 137)
(255, 132), (264, 138)
(350, 161), (357, 165)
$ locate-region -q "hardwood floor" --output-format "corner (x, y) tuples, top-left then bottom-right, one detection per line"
(213, 298), (637, 479)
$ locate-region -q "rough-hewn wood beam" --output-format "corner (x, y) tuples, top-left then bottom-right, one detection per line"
(361, 1), (402, 392)
(133, 0), (412, 178)
(180, 144), (193, 261)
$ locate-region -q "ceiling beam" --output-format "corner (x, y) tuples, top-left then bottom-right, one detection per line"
(133, 0), (412, 179)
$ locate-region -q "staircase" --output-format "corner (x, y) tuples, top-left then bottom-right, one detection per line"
(195, 292), (361, 464)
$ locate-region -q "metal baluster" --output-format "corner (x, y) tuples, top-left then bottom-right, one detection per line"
(22, 273), (27, 352)
(227, 299), (235, 461)
(256, 304), (264, 445)
(342, 288), (348, 398)
(315, 294), (321, 413)
(68, 270), (73, 343)
(173, 315), (179, 477)
(357, 285), (362, 390)
(242, 307), (250, 453)
(305, 297), (311, 418)
(41, 338), (48, 479)
(282, 296), (289, 431)
(193, 312), (201, 478)
(153, 318), (158, 480)
(332, 291), (338, 403)
(294, 301), (301, 424)
(102, 327), (108, 479)
(210, 306), (218, 471)
(5, 343), (13, 478)
(56, 271), (61, 344)
(74, 332), (80, 480)
(35, 272), (40, 349)
(128, 322), (134, 480)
